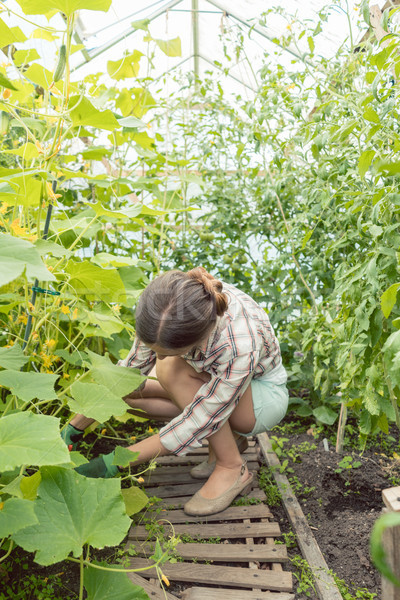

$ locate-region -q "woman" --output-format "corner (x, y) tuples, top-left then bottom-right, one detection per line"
(67, 268), (288, 516)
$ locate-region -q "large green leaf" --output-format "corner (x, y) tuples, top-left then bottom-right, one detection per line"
(0, 370), (58, 402)
(0, 19), (27, 47)
(0, 498), (38, 537)
(0, 174), (42, 207)
(13, 466), (131, 565)
(155, 37), (182, 57)
(66, 260), (126, 303)
(23, 64), (54, 89)
(69, 381), (127, 422)
(0, 413), (69, 471)
(0, 234), (55, 287)
(0, 73), (18, 91)
(83, 306), (126, 339)
(69, 96), (120, 131)
(85, 350), (146, 397)
(0, 344), (29, 370)
(381, 283), (400, 318)
(121, 485), (148, 516)
(113, 447), (139, 469)
(312, 405), (337, 425)
(85, 562), (150, 600)
(358, 150), (375, 179)
(107, 51), (143, 80)
(16, 0), (112, 16)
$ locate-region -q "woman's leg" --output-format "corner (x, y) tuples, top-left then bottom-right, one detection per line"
(148, 357), (254, 498)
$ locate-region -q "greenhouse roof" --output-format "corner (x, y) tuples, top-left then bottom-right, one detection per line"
(2, 0), (382, 98)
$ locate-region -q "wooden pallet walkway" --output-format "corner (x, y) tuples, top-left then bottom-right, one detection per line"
(126, 440), (294, 600)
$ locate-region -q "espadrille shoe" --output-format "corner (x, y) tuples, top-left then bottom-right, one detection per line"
(190, 435), (249, 480)
(184, 463), (253, 516)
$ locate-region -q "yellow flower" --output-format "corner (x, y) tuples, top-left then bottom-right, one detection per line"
(35, 141), (45, 154)
(32, 331), (38, 340)
(0, 202), (8, 214)
(46, 338), (56, 350)
(28, 302), (35, 312)
(46, 182), (62, 202)
(63, 372), (70, 379)
(137, 476), (144, 484)
(161, 574), (170, 587)
(17, 314), (28, 325)
(130, 435), (136, 441)
(147, 427), (154, 434)
(10, 218), (27, 236)
(112, 304), (121, 314)
(60, 304), (70, 314)
(72, 307), (78, 320)
(101, 428), (107, 435)
(40, 352), (54, 368)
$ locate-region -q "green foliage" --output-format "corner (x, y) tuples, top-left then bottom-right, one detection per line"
(0, 413), (69, 470)
(13, 466), (131, 565)
(258, 466), (281, 506)
(84, 562), (150, 600)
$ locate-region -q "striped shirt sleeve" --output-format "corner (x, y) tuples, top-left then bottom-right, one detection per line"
(117, 338), (156, 387)
(159, 349), (259, 455)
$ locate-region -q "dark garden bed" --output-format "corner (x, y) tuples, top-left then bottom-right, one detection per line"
(268, 415), (398, 599)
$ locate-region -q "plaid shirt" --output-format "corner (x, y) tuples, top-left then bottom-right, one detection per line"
(119, 282), (284, 455)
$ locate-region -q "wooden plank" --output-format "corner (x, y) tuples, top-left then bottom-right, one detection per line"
(128, 558), (292, 592)
(135, 541), (288, 563)
(127, 572), (179, 600)
(182, 588), (295, 600)
(155, 453), (258, 466)
(129, 521), (281, 541)
(381, 514), (400, 600)
(146, 483), (267, 509)
(382, 488), (400, 600)
(383, 487), (400, 512)
(144, 478), (256, 499)
(141, 504), (273, 523)
(257, 432), (343, 600)
(145, 462), (258, 486)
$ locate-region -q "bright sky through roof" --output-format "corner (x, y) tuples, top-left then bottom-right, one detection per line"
(1, 0), (372, 97)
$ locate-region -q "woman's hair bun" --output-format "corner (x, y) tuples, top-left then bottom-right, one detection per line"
(187, 267), (228, 316)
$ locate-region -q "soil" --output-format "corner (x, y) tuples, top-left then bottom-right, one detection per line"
(2, 417), (398, 599)
(268, 417), (400, 599)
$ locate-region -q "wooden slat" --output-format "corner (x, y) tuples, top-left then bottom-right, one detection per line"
(129, 521), (281, 541)
(145, 463), (258, 486)
(144, 478), (256, 499)
(135, 541), (288, 563)
(182, 588), (295, 600)
(383, 486), (400, 512)
(257, 432), (343, 600)
(128, 558), (292, 592)
(127, 572), (179, 600)
(144, 483), (267, 510)
(141, 504), (273, 523)
(155, 453), (258, 466)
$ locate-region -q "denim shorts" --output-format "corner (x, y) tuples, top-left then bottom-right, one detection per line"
(237, 378), (289, 438)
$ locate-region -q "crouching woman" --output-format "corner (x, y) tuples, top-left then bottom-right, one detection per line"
(69, 268), (288, 516)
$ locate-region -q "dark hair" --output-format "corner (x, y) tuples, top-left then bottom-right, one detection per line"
(135, 267), (229, 350)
